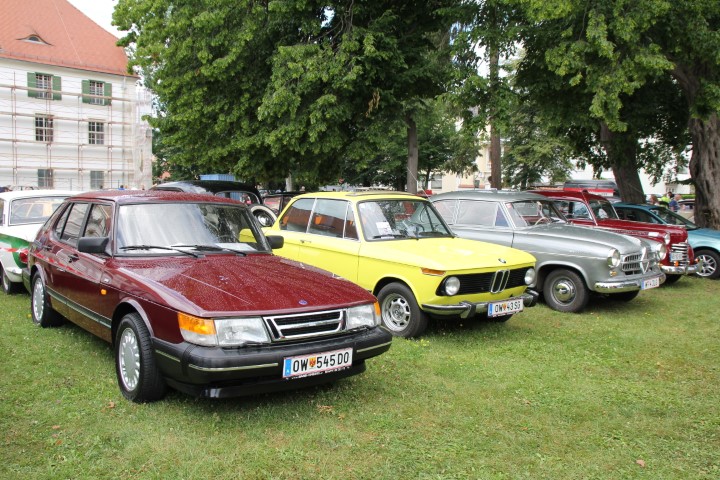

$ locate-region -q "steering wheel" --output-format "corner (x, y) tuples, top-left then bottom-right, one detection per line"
(534, 217), (551, 225)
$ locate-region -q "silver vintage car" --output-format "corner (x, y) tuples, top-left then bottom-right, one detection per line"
(431, 191), (666, 312)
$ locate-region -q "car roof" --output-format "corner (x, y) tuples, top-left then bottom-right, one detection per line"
(290, 190), (425, 201)
(530, 189), (609, 201)
(0, 189), (81, 201)
(152, 180), (260, 195)
(430, 190), (547, 202)
(67, 189), (245, 206)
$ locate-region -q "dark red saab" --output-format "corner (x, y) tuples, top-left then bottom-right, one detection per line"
(25, 190), (391, 402)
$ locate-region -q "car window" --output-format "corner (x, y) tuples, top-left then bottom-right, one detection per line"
(456, 200), (507, 227)
(309, 199), (348, 238)
(358, 199), (451, 240)
(280, 198), (314, 232)
(432, 200), (457, 224)
(8, 196), (67, 225)
(214, 191), (260, 204)
(589, 199), (618, 220)
(59, 203), (90, 246)
(507, 200), (564, 227)
(84, 204), (113, 238)
(116, 202), (269, 254)
(567, 201), (590, 219)
(0, 199), (4, 226)
(263, 196), (282, 213)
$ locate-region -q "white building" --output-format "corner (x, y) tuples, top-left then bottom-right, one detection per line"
(0, 0), (152, 191)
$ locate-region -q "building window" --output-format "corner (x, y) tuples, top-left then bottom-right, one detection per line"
(35, 115), (54, 142)
(38, 169), (54, 188)
(82, 80), (112, 105)
(27, 72), (61, 100)
(90, 171), (105, 190)
(89, 121), (105, 145)
(430, 175), (443, 190)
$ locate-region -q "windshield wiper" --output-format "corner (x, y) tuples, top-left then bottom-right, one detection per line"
(119, 245), (201, 258)
(171, 244), (248, 256)
(372, 233), (410, 239)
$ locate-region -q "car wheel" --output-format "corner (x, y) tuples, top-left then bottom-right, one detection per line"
(30, 273), (63, 327)
(1, 266), (19, 294)
(695, 249), (720, 279)
(611, 290), (640, 302)
(115, 313), (167, 403)
(543, 269), (589, 313)
(251, 205), (277, 227)
(378, 283), (428, 338)
(663, 274), (682, 285)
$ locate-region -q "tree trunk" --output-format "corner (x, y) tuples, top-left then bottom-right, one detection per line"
(488, 44), (502, 189)
(406, 115), (419, 194)
(599, 123), (645, 203)
(688, 113), (720, 229)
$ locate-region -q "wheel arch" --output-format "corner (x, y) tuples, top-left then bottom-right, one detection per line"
(111, 299), (153, 347)
(535, 262), (589, 293)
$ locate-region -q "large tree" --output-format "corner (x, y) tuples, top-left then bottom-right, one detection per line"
(513, 0), (720, 227)
(114, 0), (457, 190)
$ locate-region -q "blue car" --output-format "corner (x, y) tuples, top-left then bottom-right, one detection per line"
(614, 203), (720, 279)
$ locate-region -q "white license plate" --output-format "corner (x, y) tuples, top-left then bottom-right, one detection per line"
(488, 298), (524, 317)
(670, 252), (684, 262)
(642, 277), (661, 290)
(283, 348), (353, 379)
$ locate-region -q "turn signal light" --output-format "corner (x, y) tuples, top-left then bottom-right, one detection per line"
(178, 312), (216, 335)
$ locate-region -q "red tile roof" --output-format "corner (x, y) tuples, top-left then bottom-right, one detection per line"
(0, 0), (131, 76)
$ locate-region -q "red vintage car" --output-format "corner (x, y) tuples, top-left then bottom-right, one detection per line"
(24, 190), (391, 402)
(531, 190), (700, 283)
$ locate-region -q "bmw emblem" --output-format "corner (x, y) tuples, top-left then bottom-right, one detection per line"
(298, 299), (308, 306)
(498, 258), (507, 264)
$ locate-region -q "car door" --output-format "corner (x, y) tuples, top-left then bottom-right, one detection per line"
(297, 199), (361, 283)
(276, 197), (315, 260)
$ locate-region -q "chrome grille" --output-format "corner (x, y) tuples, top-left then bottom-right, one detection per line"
(264, 310), (344, 341)
(670, 242), (690, 265)
(622, 250), (651, 275)
(450, 267), (530, 295)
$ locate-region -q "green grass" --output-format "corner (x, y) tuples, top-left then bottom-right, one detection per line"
(1, 277), (719, 479)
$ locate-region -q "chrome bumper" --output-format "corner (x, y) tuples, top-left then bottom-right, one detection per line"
(594, 272), (666, 293)
(421, 291), (538, 319)
(661, 261), (702, 275)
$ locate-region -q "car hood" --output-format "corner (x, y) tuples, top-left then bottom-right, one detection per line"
(688, 228), (720, 243)
(522, 223), (645, 253)
(361, 237), (536, 272)
(113, 254), (374, 317)
(594, 219), (688, 243)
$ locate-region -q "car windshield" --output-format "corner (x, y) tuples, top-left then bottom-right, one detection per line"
(589, 199), (619, 220)
(10, 196), (67, 225)
(506, 200), (566, 227)
(116, 202), (271, 255)
(652, 206), (698, 229)
(357, 199), (452, 240)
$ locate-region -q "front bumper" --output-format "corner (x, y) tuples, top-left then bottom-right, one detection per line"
(661, 261), (702, 276)
(594, 272), (666, 293)
(421, 291), (538, 319)
(152, 327), (392, 399)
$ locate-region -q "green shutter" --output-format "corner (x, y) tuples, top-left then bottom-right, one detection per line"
(27, 72), (38, 98)
(52, 75), (62, 101)
(103, 82), (112, 106)
(81, 80), (90, 104)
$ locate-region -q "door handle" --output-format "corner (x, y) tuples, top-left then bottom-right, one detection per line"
(67, 254), (79, 263)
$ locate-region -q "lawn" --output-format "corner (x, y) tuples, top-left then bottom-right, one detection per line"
(1, 277), (718, 479)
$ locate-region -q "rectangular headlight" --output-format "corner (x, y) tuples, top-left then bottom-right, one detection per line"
(215, 317), (270, 346)
(346, 303), (379, 329)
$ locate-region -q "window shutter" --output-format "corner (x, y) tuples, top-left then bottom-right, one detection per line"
(82, 80), (90, 103)
(52, 75), (62, 101)
(103, 82), (112, 106)
(27, 72), (38, 98)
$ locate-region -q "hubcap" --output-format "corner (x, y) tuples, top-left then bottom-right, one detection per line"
(698, 254), (717, 277)
(118, 328), (141, 391)
(382, 293), (411, 332)
(552, 279), (576, 304)
(32, 279), (45, 321)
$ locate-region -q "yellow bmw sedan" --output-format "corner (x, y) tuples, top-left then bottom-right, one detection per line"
(266, 191), (538, 337)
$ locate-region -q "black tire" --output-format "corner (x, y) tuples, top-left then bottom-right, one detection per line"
(30, 273), (63, 327)
(1, 266), (20, 294)
(251, 205), (277, 228)
(543, 269), (589, 313)
(695, 249), (720, 279)
(663, 274), (682, 285)
(611, 290), (640, 302)
(115, 313), (167, 403)
(377, 282), (428, 338)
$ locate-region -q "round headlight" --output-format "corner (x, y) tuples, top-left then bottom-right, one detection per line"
(524, 267), (536, 286)
(663, 233), (671, 244)
(607, 249), (621, 268)
(444, 276), (461, 296)
(657, 243), (667, 261)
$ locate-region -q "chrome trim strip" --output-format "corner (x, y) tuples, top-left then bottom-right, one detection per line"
(188, 362), (279, 373)
(356, 341), (393, 354)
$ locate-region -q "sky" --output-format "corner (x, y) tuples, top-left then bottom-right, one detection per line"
(68, 0), (122, 38)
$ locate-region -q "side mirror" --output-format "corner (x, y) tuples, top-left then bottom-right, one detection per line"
(266, 235), (284, 250)
(78, 236), (110, 254)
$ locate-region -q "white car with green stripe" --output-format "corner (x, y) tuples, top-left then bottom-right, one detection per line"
(0, 190), (78, 293)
